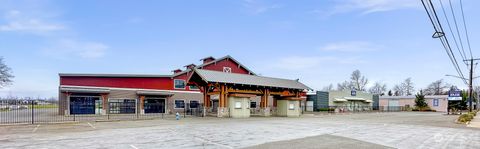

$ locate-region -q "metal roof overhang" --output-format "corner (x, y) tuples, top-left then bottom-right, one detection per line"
(344, 97), (366, 101)
(334, 98), (348, 102)
(136, 91), (174, 96)
(60, 87), (110, 94)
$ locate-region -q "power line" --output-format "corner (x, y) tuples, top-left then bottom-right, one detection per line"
(438, 0), (467, 62)
(428, 0), (468, 84)
(459, 0), (474, 59)
(447, 0), (468, 62)
(421, 0), (468, 85)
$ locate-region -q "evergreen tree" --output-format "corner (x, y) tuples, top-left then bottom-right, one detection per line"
(415, 90), (428, 109)
(388, 90), (393, 96)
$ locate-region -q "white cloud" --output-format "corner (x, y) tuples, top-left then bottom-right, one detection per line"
(43, 39), (109, 59)
(322, 0), (420, 16)
(243, 0), (282, 14)
(319, 41), (381, 52)
(0, 10), (65, 33)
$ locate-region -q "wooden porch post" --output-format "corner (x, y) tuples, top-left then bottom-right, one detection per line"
(139, 95), (145, 114)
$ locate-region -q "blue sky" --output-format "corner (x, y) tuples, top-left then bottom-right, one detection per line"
(0, 0), (479, 98)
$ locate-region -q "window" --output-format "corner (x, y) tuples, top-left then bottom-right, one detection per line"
(433, 99), (439, 107)
(190, 100), (199, 108)
(223, 67), (232, 73)
(109, 99), (136, 114)
(175, 100), (185, 108)
(174, 79), (186, 89)
(250, 102), (256, 108)
(189, 85), (199, 90)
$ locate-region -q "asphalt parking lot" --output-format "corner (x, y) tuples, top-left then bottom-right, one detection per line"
(0, 112), (479, 149)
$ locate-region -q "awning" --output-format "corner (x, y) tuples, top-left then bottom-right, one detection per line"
(364, 100), (373, 103)
(344, 97), (366, 101)
(60, 87), (110, 94)
(334, 98), (348, 102)
(136, 91), (174, 96)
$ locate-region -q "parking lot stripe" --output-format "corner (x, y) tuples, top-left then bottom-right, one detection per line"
(129, 144), (139, 149)
(32, 125), (40, 133)
(87, 122), (96, 129)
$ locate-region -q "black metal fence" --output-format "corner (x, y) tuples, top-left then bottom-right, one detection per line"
(0, 101), (204, 125)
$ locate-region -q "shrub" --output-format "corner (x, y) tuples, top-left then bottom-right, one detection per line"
(458, 113), (475, 123)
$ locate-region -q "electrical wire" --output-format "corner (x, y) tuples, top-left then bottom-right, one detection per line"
(459, 0), (474, 59)
(447, 0), (468, 62)
(422, 0), (468, 85)
(438, 0), (467, 63)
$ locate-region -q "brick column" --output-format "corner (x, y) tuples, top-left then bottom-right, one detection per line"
(139, 95), (145, 114)
(101, 94), (108, 115)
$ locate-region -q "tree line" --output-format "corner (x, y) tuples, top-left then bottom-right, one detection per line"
(321, 69), (477, 96)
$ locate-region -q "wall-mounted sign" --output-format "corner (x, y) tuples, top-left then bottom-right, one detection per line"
(448, 90), (461, 97)
(448, 97), (462, 101)
(351, 89), (357, 96)
(235, 101), (242, 109)
(289, 103), (295, 110)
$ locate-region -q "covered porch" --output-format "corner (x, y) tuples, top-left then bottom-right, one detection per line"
(187, 69), (311, 118)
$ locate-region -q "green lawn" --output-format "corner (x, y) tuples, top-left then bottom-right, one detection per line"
(27, 104), (59, 109)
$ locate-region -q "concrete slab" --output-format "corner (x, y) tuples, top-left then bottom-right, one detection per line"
(0, 112), (479, 149)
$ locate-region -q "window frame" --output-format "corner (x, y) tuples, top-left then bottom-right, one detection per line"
(433, 99), (439, 107)
(174, 79), (186, 89)
(250, 101), (257, 109)
(174, 99), (185, 109)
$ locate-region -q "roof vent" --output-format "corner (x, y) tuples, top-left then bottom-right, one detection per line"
(172, 69), (182, 74)
(200, 56), (215, 64)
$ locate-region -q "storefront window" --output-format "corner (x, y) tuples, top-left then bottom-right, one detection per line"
(109, 99), (136, 114)
(175, 100), (185, 108)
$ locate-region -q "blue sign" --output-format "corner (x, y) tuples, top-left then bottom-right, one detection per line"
(448, 90), (461, 97)
(351, 90), (357, 96)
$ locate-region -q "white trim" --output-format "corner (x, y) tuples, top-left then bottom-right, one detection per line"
(60, 85), (202, 94)
(174, 99), (185, 109)
(174, 79), (186, 89)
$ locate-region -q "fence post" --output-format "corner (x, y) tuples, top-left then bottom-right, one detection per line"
(184, 103), (186, 118)
(31, 101), (34, 124)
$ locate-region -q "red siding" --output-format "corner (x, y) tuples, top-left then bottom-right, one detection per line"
(61, 57), (252, 91)
(60, 77), (174, 90)
(201, 59), (250, 74)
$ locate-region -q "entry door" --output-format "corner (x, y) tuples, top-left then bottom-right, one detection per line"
(212, 100), (219, 112)
(144, 98), (165, 113)
(70, 96), (97, 115)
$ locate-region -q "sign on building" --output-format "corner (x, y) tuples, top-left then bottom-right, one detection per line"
(351, 89), (357, 96)
(448, 90), (462, 101)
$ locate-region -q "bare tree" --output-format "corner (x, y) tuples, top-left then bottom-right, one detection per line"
(424, 79), (450, 95)
(337, 81), (354, 91)
(403, 78), (415, 95)
(322, 84), (334, 91)
(350, 70), (368, 91)
(0, 57), (14, 88)
(392, 78), (415, 96)
(393, 84), (404, 96)
(368, 82), (387, 95)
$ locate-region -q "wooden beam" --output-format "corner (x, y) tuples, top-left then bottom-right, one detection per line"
(227, 89), (262, 95)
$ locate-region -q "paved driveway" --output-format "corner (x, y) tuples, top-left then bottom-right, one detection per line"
(0, 112), (479, 149)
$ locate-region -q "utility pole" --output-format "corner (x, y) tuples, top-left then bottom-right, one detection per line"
(465, 58), (480, 112)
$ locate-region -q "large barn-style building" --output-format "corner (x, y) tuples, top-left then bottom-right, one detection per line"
(59, 55), (310, 117)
